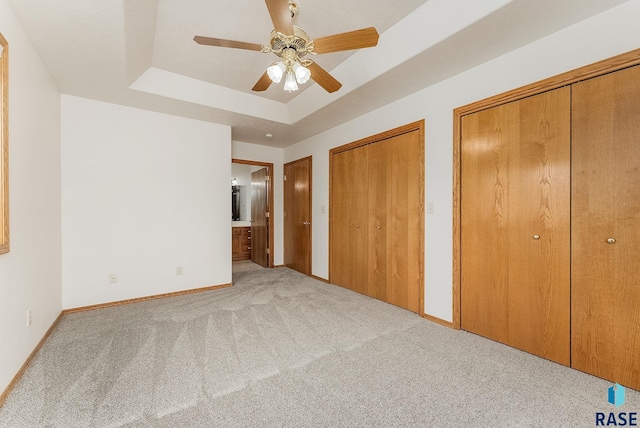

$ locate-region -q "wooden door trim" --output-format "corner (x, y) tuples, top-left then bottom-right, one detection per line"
(283, 156), (312, 169)
(452, 48), (640, 330)
(0, 34), (9, 255)
(284, 156), (312, 275)
(329, 120), (425, 155)
(329, 120), (425, 316)
(232, 158), (274, 268)
(232, 158), (273, 168)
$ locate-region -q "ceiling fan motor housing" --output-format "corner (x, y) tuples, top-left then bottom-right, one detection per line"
(269, 26), (312, 59)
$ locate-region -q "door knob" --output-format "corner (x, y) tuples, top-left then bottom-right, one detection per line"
(303, 221), (310, 226)
(356, 224), (360, 228)
(533, 235), (540, 240)
(607, 238), (616, 244)
(377, 226), (382, 230)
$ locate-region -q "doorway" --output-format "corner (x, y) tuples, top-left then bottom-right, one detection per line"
(284, 156), (312, 275)
(232, 159), (274, 268)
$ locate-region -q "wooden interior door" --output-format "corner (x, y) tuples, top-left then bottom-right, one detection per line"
(330, 147), (369, 294)
(284, 157), (312, 275)
(571, 65), (640, 389)
(368, 131), (422, 312)
(251, 167), (269, 267)
(461, 104), (510, 344)
(506, 88), (571, 365)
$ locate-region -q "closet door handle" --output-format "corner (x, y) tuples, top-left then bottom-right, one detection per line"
(533, 235), (540, 240)
(377, 226), (382, 230)
(607, 238), (616, 244)
(356, 224), (360, 229)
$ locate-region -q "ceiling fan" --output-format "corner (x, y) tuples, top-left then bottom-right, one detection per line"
(193, 0), (379, 94)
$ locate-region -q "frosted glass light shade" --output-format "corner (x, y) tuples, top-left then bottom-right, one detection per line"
(267, 62), (286, 83)
(293, 62), (311, 84)
(283, 72), (299, 92)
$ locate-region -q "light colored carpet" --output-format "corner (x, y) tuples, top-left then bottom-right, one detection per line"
(0, 261), (637, 427)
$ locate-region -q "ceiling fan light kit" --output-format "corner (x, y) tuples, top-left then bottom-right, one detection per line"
(193, 0), (379, 94)
(266, 47), (312, 93)
(293, 62), (311, 84)
(267, 62), (286, 83)
(283, 72), (298, 92)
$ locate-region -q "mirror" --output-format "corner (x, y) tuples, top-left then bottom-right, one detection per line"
(231, 163), (254, 223)
(231, 185), (250, 221)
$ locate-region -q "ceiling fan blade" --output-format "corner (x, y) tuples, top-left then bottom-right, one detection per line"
(312, 27), (379, 54)
(193, 36), (263, 51)
(265, 0), (294, 35)
(307, 62), (342, 93)
(252, 71), (273, 92)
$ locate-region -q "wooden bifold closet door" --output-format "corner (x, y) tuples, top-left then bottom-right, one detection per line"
(331, 146), (369, 295)
(330, 125), (423, 314)
(458, 52), (640, 389)
(367, 133), (422, 311)
(460, 87), (571, 366)
(571, 65), (640, 388)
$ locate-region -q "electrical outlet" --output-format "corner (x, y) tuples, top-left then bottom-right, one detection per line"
(109, 273), (118, 284)
(27, 309), (32, 327)
(176, 266), (183, 276)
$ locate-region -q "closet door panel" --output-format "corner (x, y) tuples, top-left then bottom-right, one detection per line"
(382, 131), (422, 313)
(460, 105), (510, 343)
(330, 146), (369, 294)
(367, 139), (390, 300)
(330, 151), (350, 288)
(507, 88), (571, 366)
(572, 65), (640, 389)
(350, 147), (370, 295)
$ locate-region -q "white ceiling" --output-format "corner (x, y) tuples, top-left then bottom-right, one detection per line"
(7, 0), (631, 147)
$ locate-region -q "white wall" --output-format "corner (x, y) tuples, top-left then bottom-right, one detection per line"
(0, 0), (62, 395)
(61, 95), (232, 309)
(231, 141), (284, 266)
(284, 0), (640, 322)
